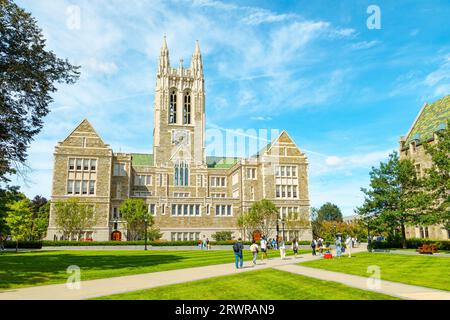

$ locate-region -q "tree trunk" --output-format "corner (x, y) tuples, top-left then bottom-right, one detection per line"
(16, 240), (18, 253)
(401, 223), (407, 249)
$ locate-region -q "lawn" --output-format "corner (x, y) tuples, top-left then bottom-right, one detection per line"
(299, 252), (450, 291)
(0, 249), (307, 290)
(94, 268), (398, 300)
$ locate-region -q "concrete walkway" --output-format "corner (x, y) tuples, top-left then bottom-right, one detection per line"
(1, 246), (448, 300)
(274, 264), (450, 300)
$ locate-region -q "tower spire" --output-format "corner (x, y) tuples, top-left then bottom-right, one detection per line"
(158, 34), (170, 74)
(191, 40), (203, 78)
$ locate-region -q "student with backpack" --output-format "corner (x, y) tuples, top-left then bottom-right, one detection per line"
(233, 238), (244, 269)
(249, 240), (259, 265)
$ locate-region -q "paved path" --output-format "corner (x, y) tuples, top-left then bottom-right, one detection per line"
(0, 252), (321, 300)
(274, 264), (450, 300)
(1, 246), (448, 300)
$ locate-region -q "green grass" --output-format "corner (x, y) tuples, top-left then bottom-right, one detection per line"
(0, 249), (307, 290)
(94, 268), (398, 300)
(299, 252), (450, 291)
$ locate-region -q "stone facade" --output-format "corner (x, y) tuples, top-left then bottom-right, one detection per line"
(399, 95), (450, 240)
(46, 37), (312, 242)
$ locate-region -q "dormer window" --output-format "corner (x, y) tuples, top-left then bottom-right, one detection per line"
(169, 90), (177, 124)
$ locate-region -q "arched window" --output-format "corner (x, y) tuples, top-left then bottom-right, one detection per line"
(169, 90), (177, 124)
(183, 92), (191, 124)
(174, 161), (189, 186)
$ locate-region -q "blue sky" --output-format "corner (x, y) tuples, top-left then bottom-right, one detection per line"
(13, 0), (450, 216)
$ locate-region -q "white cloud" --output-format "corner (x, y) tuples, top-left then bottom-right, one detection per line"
(350, 40), (381, 50)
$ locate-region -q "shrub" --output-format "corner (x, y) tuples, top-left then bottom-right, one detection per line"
(370, 238), (450, 251)
(4, 241), (43, 249)
(211, 231), (233, 241)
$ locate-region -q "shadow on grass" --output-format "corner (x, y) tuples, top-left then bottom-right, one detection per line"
(0, 253), (186, 289)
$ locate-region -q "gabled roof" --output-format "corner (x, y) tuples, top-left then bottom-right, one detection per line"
(252, 130), (302, 157)
(404, 94), (450, 145)
(131, 153), (154, 166)
(206, 156), (240, 169)
(60, 118), (108, 148)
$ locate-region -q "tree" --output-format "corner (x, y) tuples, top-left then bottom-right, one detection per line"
(248, 199), (279, 239)
(119, 198), (153, 241)
(0, 185), (24, 236)
(236, 212), (255, 241)
(422, 119), (450, 232)
(357, 152), (425, 248)
(0, 0), (80, 182)
(5, 198), (33, 251)
(316, 202), (343, 222)
(53, 198), (99, 240)
(30, 195), (49, 240)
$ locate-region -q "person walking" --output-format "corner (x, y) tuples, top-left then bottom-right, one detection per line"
(206, 238), (210, 250)
(311, 238), (317, 256)
(317, 237), (323, 255)
(279, 238), (286, 260)
(292, 238), (299, 258)
(233, 238), (244, 269)
(260, 236), (268, 260)
(271, 238), (277, 250)
(335, 236), (342, 257)
(249, 240), (259, 265)
(345, 235), (353, 258)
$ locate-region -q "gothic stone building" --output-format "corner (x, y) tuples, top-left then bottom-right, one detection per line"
(399, 94), (449, 240)
(46, 38), (312, 242)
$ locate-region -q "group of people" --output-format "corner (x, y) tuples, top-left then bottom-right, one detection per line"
(310, 235), (357, 258)
(233, 236), (302, 269)
(198, 237), (211, 250)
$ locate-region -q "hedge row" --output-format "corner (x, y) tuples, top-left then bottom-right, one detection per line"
(2, 239), (311, 249)
(370, 238), (450, 251)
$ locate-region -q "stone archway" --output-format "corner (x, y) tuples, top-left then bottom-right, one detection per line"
(111, 231), (122, 241)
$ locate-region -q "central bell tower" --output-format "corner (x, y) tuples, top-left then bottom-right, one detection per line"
(153, 36), (206, 167)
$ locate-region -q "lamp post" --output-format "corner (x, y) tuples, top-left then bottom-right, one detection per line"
(144, 216), (148, 251)
(367, 217), (371, 252)
(281, 218), (286, 241)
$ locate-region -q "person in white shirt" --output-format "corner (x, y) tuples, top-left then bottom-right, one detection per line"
(249, 240), (259, 265)
(260, 237), (268, 260)
(292, 238), (299, 258)
(279, 238), (286, 260)
(345, 235), (353, 258)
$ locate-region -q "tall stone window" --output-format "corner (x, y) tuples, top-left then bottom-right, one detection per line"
(174, 161), (189, 186)
(183, 91), (191, 124)
(169, 90), (177, 124)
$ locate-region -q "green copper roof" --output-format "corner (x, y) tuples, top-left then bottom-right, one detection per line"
(206, 156), (240, 169)
(405, 95), (450, 145)
(131, 153), (154, 166)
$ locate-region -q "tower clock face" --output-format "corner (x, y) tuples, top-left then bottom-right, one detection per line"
(173, 130), (190, 146)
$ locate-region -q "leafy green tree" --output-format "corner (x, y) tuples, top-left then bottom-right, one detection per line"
(211, 231), (233, 241)
(316, 202), (343, 222)
(53, 198), (99, 240)
(0, 186), (25, 236)
(147, 227), (163, 241)
(5, 198), (33, 251)
(248, 199), (279, 239)
(119, 198), (154, 241)
(29, 195), (49, 240)
(422, 119), (450, 232)
(0, 0), (80, 182)
(236, 212), (255, 241)
(357, 152), (426, 248)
